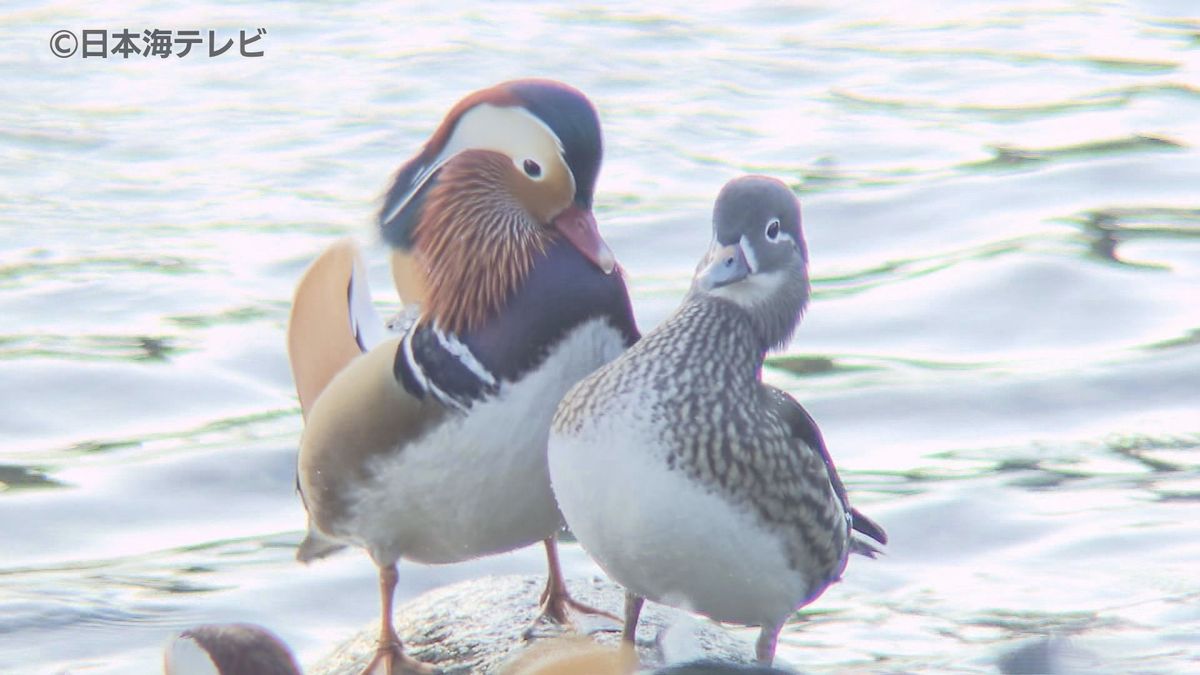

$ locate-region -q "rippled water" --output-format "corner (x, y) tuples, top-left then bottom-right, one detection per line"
(2, 1), (1199, 673)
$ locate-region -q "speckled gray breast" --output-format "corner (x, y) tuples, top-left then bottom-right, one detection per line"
(556, 295), (849, 585)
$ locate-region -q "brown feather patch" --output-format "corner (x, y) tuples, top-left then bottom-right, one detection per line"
(390, 249), (429, 305)
(414, 150), (552, 334)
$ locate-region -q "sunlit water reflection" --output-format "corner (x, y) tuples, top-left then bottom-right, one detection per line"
(2, 1), (1198, 673)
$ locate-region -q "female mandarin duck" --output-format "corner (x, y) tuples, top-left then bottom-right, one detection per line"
(548, 176), (886, 666)
(287, 80), (638, 674)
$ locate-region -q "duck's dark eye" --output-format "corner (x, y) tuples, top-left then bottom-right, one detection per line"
(523, 159), (542, 178)
(765, 218), (781, 241)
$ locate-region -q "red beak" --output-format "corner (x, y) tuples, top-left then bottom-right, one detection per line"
(552, 204), (617, 275)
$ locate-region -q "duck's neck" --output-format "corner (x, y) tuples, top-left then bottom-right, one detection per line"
(657, 296), (766, 391)
(686, 266), (809, 354)
(458, 236), (638, 382)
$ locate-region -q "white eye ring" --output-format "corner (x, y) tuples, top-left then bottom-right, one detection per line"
(765, 217), (781, 241)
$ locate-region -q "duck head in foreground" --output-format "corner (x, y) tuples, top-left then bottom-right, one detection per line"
(163, 624), (301, 675)
(287, 80), (638, 674)
(548, 175), (887, 666)
(377, 78), (615, 307)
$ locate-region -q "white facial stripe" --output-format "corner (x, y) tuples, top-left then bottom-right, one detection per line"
(739, 235), (758, 273)
(708, 268), (788, 310)
(381, 104), (570, 226)
(381, 171), (422, 226)
(441, 104), (564, 177)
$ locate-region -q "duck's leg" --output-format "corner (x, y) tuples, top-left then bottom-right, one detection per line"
(524, 537), (621, 637)
(541, 537), (623, 622)
(755, 621), (782, 666)
(361, 563), (438, 675)
(622, 592), (644, 644)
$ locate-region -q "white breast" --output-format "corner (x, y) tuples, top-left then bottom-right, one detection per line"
(548, 398), (808, 628)
(347, 318), (627, 566)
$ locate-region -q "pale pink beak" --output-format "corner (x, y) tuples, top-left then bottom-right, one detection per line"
(552, 204), (617, 275)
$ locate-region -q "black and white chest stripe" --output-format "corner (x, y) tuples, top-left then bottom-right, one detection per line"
(392, 238), (639, 414)
(394, 323), (500, 412)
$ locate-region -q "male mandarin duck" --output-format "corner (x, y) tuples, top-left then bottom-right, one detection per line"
(286, 80), (638, 674)
(377, 79), (614, 305)
(548, 176), (886, 666)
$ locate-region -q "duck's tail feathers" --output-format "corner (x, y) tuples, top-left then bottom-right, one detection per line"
(849, 506), (888, 558)
(850, 537), (883, 559)
(286, 239), (387, 419)
(296, 525), (346, 564)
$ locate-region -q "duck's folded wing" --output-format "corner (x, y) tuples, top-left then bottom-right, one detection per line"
(768, 387), (888, 555)
(288, 239), (391, 559)
(286, 239), (387, 419)
(296, 335), (451, 556)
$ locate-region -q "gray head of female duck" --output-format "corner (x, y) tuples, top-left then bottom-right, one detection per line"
(689, 175), (809, 354)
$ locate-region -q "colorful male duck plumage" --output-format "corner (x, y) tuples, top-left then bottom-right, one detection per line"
(549, 175), (886, 666)
(378, 79), (613, 306)
(287, 80), (638, 674)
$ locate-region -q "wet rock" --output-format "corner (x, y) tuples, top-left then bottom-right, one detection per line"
(309, 575), (762, 674)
